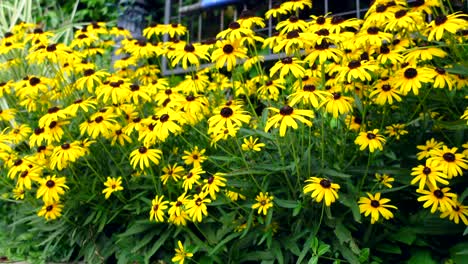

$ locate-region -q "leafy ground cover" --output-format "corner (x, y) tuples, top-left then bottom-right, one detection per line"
(0, 0), (467, 263)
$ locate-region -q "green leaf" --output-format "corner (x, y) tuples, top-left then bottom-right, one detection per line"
(464, 226), (468, 236)
(334, 222), (352, 245)
(144, 229), (171, 261)
(307, 256), (319, 264)
(340, 194), (361, 222)
(317, 244), (330, 256)
(359, 248), (370, 263)
(239, 251), (275, 262)
(275, 198), (300, 209)
(375, 243), (401, 254)
(317, 168), (352, 179)
(390, 228), (416, 245)
(208, 232), (240, 256)
(407, 250), (436, 264)
(272, 241), (284, 264)
(433, 120), (468, 131)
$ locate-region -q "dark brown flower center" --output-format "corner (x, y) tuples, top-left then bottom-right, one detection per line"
(184, 43), (195, 52)
(94, 116), (104, 123)
(280, 105), (294, 115)
(223, 44), (234, 54)
(331, 16), (344, 25)
(220, 107), (233, 117)
(320, 179), (331, 188)
(433, 189), (444, 198)
(61, 143), (70, 150)
(316, 16), (326, 24)
(261, 200), (266, 205)
(434, 15), (447, 26)
(46, 180), (55, 188)
(316, 29), (329, 36)
(14, 159), (23, 166)
(348, 60), (361, 69)
(46, 44), (57, 52)
(29, 77), (41, 86)
(380, 45), (390, 54)
(49, 121), (57, 129)
(282, 57), (293, 64)
(160, 114), (169, 122)
(287, 30), (300, 39)
(381, 84), (391, 91)
(367, 133), (376, 139)
(130, 84), (140, 91)
(303, 84), (316, 91)
(367, 27), (379, 35)
(404, 68), (417, 79)
(186, 95), (195, 101)
(354, 116), (362, 124)
(423, 166), (431, 175)
(289, 16), (299, 22)
(395, 10), (407, 18)
(443, 152), (455, 162)
(315, 40), (330, 50)
(153, 204), (159, 211)
(376, 4), (387, 12)
(20, 171), (28, 178)
(370, 200), (380, 208)
(207, 176), (214, 184)
(229, 21), (240, 29)
(46, 205), (53, 211)
(34, 127), (44, 135)
(435, 67), (445, 74)
(333, 92), (341, 100)
(139, 146), (148, 154)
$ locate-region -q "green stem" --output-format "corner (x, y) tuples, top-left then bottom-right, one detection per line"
(358, 153), (373, 195)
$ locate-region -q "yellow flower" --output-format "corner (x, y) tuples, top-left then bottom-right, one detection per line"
(208, 104), (251, 136)
(129, 146), (163, 170)
(102, 177), (124, 199)
(355, 129), (386, 153)
(149, 195), (169, 222)
(385, 124), (408, 140)
(321, 92), (353, 118)
(36, 175), (69, 203)
(417, 187), (457, 213)
(416, 138), (444, 160)
(252, 192), (274, 215)
(182, 146), (207, 168)
(241, 136), (266, 152)
(270, 57), (305, 79)
(50, 142), (85, 171)
(427, 146), (468, 178)
(160, 163), (185, 185)
(37, 202), (63, 221)
(172, 241), (193, 264)
(393, 66), (435, 96)
(374, 173), (394, 189)
(411, 161), (448, 190)
(170, 43), (209, 70)
(358, 192), (397, 224)
(201, 172), (227, 200)
(426, 12), (468, 41)
(264, 105), (314, 137)
(440, 199), (468, 225)
(211, 40), (248, 71)
(186, 193), (211, 222)
(12, 187), (25, 200)
(303, 177), (340, 206)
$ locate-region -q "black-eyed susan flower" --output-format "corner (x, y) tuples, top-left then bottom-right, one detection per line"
(304, 40), (343, 65)
(269, 57), (305, 79)
(289, 83), (329, 108)
(202, 172), (227, 200)
(411, 161), (448, 190)
(336, 59), (378, 83)
(170, 43), (209, 70)
(225, 190), (246, 202)
(149, 195), (169, 222)
(403, 47), (447, 64)
(96, 78), (131, 104)
(172, 240), (193, 264)
(427, 146), (468, 178)
(416, 138), (444, 160)
(440, 199), (468, 225)
(384, 9), (423, 32)
(163, 23), (187, 38)
(12, 187), (25, 200)
(160, 163), (184, 185)
(208, 103), (251, 135)
(217, 21), (254, 41)
(393, 66), (435, 95)
(241, 136), (265, 152)
(410, 0), (441, 15)
(257, 78), (285, 101)
(417, 187), (457, 213)
(182, 166), (205, 192)
(182, 146), (207, 168)
(168, 192), (189, 217)
(36, 175), (69, 203)
(426, 12), (468, 41)
(16, 166), (42, 190)
(38, 106), (68, 128)
(44, 120), (69, 145)
(369, 80), (402, 105)
(358, 192), (397, 224)
(236, 10), (266, 29)
(50, 142), (84, 171)
(129, 146), (162, 170)
(186, 193), (211, 222)
(376, 44), (403, 65)
(355, 129), (386, 153)
(265, 3), (288, 19)
(64, 97), (97, 117)
(345, 114), (363, 131)
(37, 202), (63, 221)
(75, 68), (109, 92)
(102, 176), (124, 199)
(81, 111), (118, 139)
(354, 26), (393, 47)
(276, 16), (308, 34)
(264, 105), (314, 137)
(385, 124), (408, 140)
(211, 40), (248, 71)
(281, 0), (312, 12)
(374, 173), (394, 188)
(303, 177), (340, 206)
(321, 92), (354, 118)
(432, 67), (455, 90)
(252, 192), (274, 215)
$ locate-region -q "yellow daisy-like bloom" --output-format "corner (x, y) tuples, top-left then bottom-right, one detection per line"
(432, 67), (455, 90)
(369, 80), (402, 105)
(241, 136), (266, 152)
(182, 166), (205, 192)
(416, 138), (444, 160)
(403, 47), (447, 64)
(160, 163), (185, 185)
(321, 92), (354, 118)
(427, 146), (468, 178)
(303, 177), (340, 206)
(336, 59), (378, 83)
(0, 108), (16, 122)
(358, 192), (397, 224)
(276, 16), (308, 34)
(411, 161), (448, 190)
(304, 40), (343, 65)
(345, 115), (363, 131)
(211, 40), (248, 71)
(102, 176), (124, 199)
(355, 129), (386, 153)
(207, 104), (251, 135)
(37, 202), (63, 221)
(172, 240), (193, 264)
(163, 23), (188, 38)
(16, 166), (42, 190)
(225, 190), (246, 202)
(385, 124), (408, 140)
(168, 192), (190, 217)
(270, 57), (305, 79)
(201, 172), (227, 200)
(182, 146), (207, 168)
(149, 195), (169, 222)
(289, 82), (329, 108)
(281, 0), (312, 12)
(426, 12), (468, 42)
(440, 199), (468, 225)
(12, 187), (25, 200)
(264, 3), (288, 19)
(186, 193), (211, 222)
(50, 142), (85, 171)
(170, 43), (209, 70)
(252, 192), (274, 215)
(374, 173), (394, 189)
(216, 21), (254, 41)
(36, 175), (69, 203)
(129, 146), (163, 170)
(264, 105), (314, 137)
(393, 66), (435, 95)
(417, 187), (457, 213)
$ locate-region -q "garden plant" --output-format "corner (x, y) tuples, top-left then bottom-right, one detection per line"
(0, 0), (467, 263)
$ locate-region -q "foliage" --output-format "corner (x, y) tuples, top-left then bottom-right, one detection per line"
(0, 0), (468, 263)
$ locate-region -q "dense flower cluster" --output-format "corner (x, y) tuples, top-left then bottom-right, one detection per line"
(0, 0), (467, 262)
